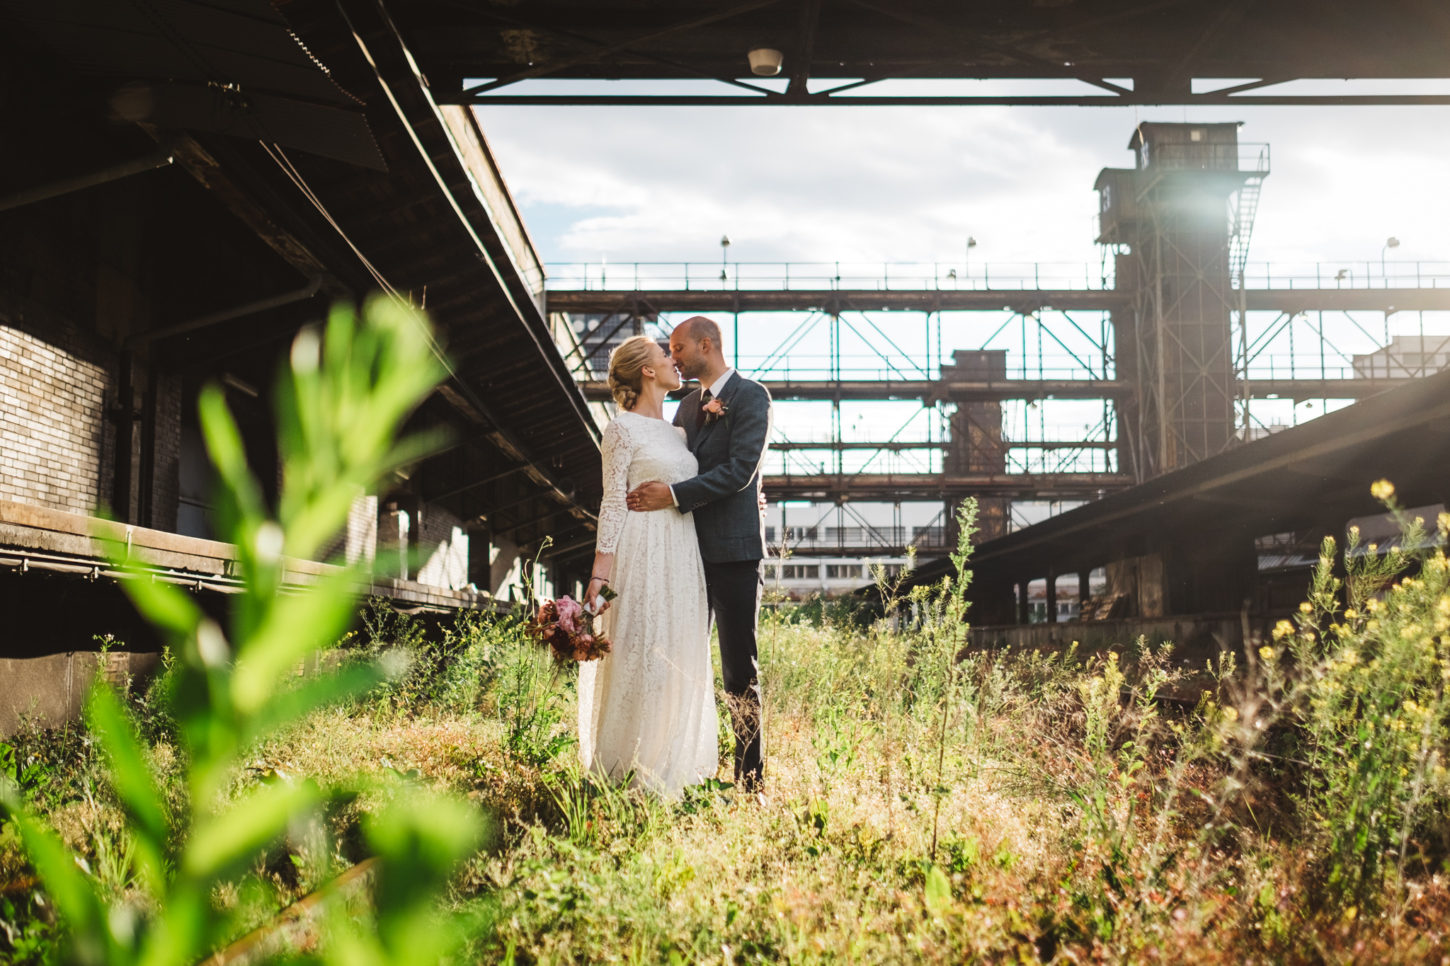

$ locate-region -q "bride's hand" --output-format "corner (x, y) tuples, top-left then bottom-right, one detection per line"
(585, 577), (611, 613)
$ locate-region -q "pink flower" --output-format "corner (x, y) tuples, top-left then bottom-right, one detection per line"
(554, 596), (583, 634)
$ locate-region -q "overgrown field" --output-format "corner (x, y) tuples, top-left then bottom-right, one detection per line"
(3, 299), (1448, 962)
(5, 517), (1450, 963)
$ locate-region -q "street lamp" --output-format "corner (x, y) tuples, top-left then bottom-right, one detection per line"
(1381, 236), (1400, 287)
(964, 236), (977, 283)
(720, 234), (731, 283)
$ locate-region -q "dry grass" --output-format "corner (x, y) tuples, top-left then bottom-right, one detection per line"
(7, 593), (1450, 964)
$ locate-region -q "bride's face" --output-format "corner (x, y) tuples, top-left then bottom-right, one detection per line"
(647, 342), (682, 390)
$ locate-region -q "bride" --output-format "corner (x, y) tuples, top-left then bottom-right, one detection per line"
(579, 336), (719, 796)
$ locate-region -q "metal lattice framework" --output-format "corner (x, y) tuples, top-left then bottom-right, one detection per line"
(550, 254), (1450, 555)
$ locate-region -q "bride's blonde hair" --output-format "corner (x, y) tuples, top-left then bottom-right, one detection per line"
(607, 335), (659, 411)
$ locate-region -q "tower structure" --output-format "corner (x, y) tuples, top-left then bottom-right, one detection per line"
(1097, 122), (1268, 480)
(943, 349), (1011, 541)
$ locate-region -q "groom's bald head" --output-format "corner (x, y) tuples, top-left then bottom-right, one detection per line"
(669, 316), (727, 381)
(675, 315), (723, 349)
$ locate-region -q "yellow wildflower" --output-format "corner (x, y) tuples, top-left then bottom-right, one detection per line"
(1259, 645), (1275, 662)
(1223, 706), (1238, 722)
(1299, 601), (1313, 614)
(1371, 479), (1395, 501)
(1273, 620), (1294, 640)
(1343, 608), (1358, 620)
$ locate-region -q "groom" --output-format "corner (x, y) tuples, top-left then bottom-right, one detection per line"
(626, 316), (772, 791)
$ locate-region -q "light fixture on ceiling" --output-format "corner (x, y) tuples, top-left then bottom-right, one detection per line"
(747, 48), (784, 76)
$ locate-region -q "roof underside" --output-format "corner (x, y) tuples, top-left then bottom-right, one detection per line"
(0, 0), (606, 558)
(393, 0), (1450, 106)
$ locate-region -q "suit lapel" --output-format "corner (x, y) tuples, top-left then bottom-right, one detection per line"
(681, 386), (705, 451)
(690, 372), (739, 452)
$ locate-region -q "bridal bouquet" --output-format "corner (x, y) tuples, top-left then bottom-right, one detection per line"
(529, 590), (615, 663)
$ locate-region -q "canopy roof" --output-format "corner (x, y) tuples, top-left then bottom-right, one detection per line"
(384, 0), (1450, 106)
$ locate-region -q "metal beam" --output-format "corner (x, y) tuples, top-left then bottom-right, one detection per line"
(0, 150), (174, 213)
(1243, 288), (1450, 312)
(581, 378), (1131, 401)
(548, 287), (1450, 316)
(440, 91), (1450, 107)
(786, 0), (822, 96)
(457, 0), (785, 95)
(771, 440), (1118, 451)
(126, 277), (324, 347)
(546, 288), (1129, 314)
(764, 472), (1131, 501)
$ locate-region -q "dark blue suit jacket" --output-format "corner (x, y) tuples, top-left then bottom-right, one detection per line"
(672, 372), (772, 563)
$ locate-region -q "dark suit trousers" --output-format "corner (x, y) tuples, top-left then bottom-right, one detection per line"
(704, 559), (764, 786)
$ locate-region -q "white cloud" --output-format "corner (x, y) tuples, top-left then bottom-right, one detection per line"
(477, 100), (1450, 273)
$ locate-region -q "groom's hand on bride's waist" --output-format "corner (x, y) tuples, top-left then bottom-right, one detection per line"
(626, 481), (675, 511)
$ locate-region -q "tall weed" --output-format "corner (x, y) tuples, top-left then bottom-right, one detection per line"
(0, 298), (486, 964)
(1270, 489), (1450, 904)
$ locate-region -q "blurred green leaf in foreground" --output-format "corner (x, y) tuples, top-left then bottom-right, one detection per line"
(0, 297), (487, 965)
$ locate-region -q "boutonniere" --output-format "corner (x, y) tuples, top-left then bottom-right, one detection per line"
(702, 397), (729, 423)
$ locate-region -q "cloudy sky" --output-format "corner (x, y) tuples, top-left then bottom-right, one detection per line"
(471, 91), (1450, 522)
(475, 91), (1450, 271)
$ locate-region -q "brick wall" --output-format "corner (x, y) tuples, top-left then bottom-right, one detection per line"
(345, 493), (379, 568)
(146, 371), (182, 532)
(415, 503), (469, 591)
(0, 319), (109, 513)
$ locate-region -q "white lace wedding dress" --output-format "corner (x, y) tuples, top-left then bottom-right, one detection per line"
(578, 410), (719, 797)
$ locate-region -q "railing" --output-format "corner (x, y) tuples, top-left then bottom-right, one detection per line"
(1140, 141), (1270, 175)
(726, 358), (1114, 382)
(545, 261), (1116, 292)
(547, 259), (1450, 293)
(1240, 261), (1450, 289)
(764, 525), (953, 552)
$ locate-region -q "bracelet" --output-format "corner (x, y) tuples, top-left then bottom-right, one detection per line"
(591, 575), (610, 583)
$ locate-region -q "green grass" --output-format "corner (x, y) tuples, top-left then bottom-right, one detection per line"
(5, 571), (1450, 963)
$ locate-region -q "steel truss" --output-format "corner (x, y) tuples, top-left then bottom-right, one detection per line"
(554, 263), (1450, 557)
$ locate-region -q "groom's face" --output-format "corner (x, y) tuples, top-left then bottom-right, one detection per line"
(669, 334), (707, 381)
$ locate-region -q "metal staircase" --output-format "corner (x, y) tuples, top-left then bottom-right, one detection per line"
(1229, 145), (1271, 286)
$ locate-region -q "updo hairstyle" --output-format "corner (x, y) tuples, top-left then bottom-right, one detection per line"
(607, 335), (659, 411)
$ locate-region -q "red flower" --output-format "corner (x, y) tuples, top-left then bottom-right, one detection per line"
(527, 595), (613, 663)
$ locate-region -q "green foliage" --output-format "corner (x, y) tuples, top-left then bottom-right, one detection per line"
(491, 625), (574, 767)
(0, 298), (484, 964)
(0, 742), (50, 834)
(8, 458), (1450, 962)
(1265, 493), (1450, 904)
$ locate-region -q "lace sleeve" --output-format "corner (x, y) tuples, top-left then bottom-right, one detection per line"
(595, 420), (633, 554)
